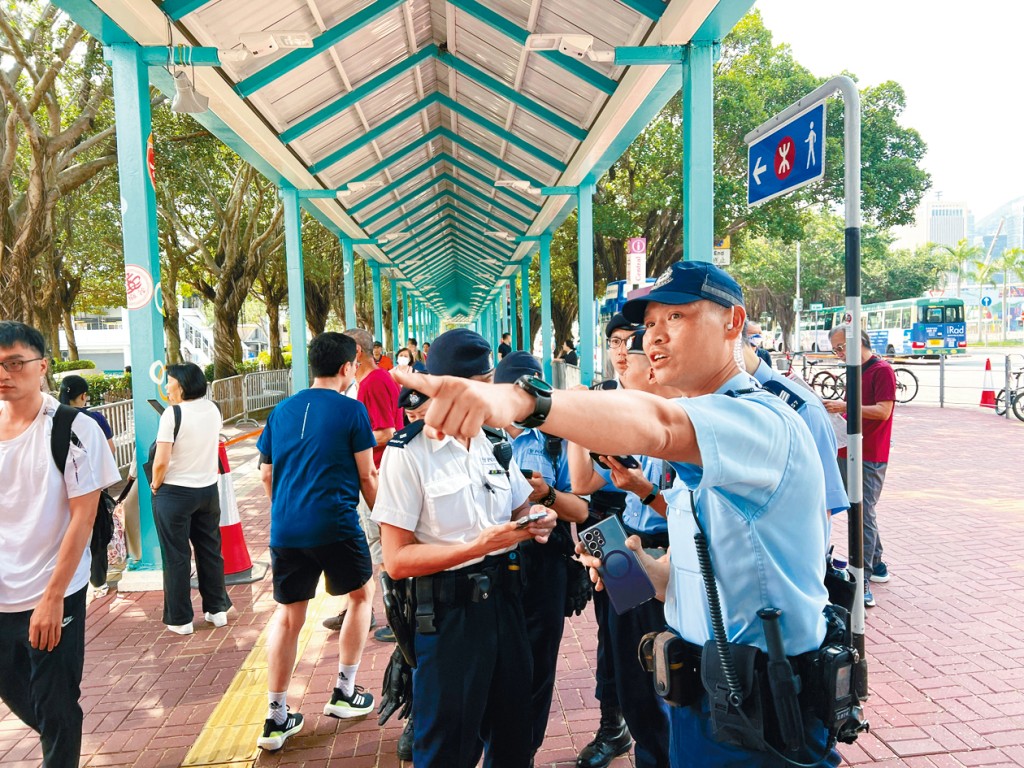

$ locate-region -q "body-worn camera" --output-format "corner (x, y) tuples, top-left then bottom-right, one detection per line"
(817, 644), (868, 744)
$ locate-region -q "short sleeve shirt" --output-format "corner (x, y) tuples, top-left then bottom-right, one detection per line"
(157, 398), (223, 487)
(752, 361), (849, 515)
(663, 373), (829, 656)
(839, 356), (896, 463)
(82, 408), (113, 440)
(0, 395), (120, 611)
(257, 388), (376, 548)
(356, 367), (404, 468)
(509, 428), (572, 492)
(372, 431), (532, 570)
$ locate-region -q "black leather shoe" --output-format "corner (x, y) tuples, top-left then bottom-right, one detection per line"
(576, 705), (632, 768)
(397, 717), (413, 761)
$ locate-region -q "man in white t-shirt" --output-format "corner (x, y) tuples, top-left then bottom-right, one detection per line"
(0, 321), (120, 768)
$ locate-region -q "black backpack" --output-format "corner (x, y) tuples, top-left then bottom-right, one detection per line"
(49, 404), (118, 588)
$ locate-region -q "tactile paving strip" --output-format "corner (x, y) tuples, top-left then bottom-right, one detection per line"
(181, 587), (330, 767)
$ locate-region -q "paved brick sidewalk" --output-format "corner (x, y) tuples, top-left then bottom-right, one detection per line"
(1, 405), (1021, 767)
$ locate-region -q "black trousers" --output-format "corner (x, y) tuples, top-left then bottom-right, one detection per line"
(0, 586), (87, 768)
(411, 585), (532, 768)
(521, 540), (569, 753)
(152, 483), (231, 626)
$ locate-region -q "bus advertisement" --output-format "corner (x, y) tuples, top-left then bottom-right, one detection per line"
(803, 297), (967, 356)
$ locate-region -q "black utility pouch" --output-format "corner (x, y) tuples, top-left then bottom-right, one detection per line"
(639, 631), (702, 707)
(701, 641), (766, 751)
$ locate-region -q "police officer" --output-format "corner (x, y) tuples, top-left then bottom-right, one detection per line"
(567, 330), (677, 768)
(493, 352), (589, 760)
(372, 329), (557, 768)
(391, 262), (842, 768)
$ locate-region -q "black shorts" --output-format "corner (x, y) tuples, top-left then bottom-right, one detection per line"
(270, 538), (373, 605)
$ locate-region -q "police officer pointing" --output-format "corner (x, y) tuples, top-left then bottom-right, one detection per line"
(372, 329), (557, 768)
(392, 263), (852, 768)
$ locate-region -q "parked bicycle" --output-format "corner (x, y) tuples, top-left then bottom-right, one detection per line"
(995, 361), (1024, 422)
(809, 366), (919, 405)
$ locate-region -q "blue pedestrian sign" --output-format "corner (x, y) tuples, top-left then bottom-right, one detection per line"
(746, 101), (826, 207)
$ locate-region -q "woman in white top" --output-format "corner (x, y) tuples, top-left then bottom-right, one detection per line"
(149, 363), (231, 635)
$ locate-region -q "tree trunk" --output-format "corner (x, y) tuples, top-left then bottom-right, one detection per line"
(212, 309), (239, 379)
(162, 277), (182, 364)
(267, 296), (284, 368)
(305, 280), (330, 337)
(62, 308), (79, 361)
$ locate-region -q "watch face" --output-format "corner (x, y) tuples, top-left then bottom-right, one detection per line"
(524, 376), (553, 395)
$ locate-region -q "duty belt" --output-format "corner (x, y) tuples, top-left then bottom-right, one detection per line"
(413, 551), (522, 634)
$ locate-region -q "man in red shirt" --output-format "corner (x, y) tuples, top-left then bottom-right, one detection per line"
(372, 342), (393, 371)
(825, 325), (896, 608)
(323, 329), (403, 634)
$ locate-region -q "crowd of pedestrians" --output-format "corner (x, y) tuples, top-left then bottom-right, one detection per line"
(1, 260), (887, 768)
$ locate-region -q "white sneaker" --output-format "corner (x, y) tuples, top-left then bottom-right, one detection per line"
(166, 622), (194, 635)
(205, 611), (228, 628)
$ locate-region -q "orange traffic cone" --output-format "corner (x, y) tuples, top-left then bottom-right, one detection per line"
(217, 441), (267, 584)
(980, 358), (997, 409)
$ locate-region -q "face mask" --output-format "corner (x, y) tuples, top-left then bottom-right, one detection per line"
(398, 356), (411, 366)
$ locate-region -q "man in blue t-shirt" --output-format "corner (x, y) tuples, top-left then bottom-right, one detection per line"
(254, 332), (378, 752)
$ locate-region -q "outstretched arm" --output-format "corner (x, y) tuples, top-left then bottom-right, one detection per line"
(391, 370), (702, 466)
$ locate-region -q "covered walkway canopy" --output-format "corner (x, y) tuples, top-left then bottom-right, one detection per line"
(55, 0), (752, 567)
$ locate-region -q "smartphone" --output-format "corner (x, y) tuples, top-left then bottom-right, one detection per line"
(580, 516), (655, 614)
(516, 511), (547, 529)
(147, 398), (166, 415)
(521, 469), (534, 479)
(589, 452), (641, 471)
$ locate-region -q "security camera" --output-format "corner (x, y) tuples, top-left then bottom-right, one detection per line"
(238, 30), (314, 59)
(557, 34), (594, 60)
(525, 33), (614, 63)
(495, 179), (540, 194)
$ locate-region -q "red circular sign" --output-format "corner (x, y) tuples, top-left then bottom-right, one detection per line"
(774, 136), (795, 180)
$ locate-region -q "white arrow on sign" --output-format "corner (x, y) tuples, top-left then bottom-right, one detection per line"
(753, 156), (767, 185)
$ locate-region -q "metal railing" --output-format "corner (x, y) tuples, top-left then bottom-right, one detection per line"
(238, 369), (292, 427)
(91, 400), (135, 471)
(209, 375), (245, 424)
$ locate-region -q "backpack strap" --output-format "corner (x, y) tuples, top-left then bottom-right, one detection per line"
(172, 404), (181, 441)
(50, 404), (80, 474)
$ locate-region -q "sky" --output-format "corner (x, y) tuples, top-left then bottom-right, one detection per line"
(755, 1), (1024, 221)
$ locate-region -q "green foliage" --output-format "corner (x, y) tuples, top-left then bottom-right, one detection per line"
(87, 375), (132, 404)
(52, 359), (96, 373)
(255, 350), (292, 368)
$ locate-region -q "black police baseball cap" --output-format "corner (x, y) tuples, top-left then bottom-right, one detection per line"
(622, 261), (744, 324)
(427, 328), (494, 378)
(493, 351), (542, 384)
(398, 387), (430, 410)
(626, 328), (647, 354)
(605, 312), (638, 339)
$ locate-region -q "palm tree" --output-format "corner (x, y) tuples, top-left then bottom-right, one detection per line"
(963, 257), (998, 344)
(937, 239), (984, 299)
(992, 247), (1024, 341)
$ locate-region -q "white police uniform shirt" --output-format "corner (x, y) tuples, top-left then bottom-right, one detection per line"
(663, 372), (829, 656)
(372, 429), (532, 570)
(752, 360), (849, 516)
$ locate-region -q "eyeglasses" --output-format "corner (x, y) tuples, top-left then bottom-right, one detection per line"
(608, 336), (635, 349)
(0, 357), (44, 373)
(833, 344), (846, 355)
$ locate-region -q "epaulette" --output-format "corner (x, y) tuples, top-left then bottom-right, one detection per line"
(760, 379), (805, 412)
(387, 420), (426, 448)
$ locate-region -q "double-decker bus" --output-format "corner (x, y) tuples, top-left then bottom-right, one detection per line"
(803, 297), (967, 356)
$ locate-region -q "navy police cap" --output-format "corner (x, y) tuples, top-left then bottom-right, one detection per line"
(622, 261), (744, 324)
(398, 387), (430, 410)
(604, 312), (638, 339)
(427, 328), (494, 378)
(494, 351), (543, 384)
(626, 328), (647, 354)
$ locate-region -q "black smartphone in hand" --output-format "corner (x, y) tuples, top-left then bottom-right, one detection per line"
(521, 469), (534, 479)
(589, 452), (641, 471)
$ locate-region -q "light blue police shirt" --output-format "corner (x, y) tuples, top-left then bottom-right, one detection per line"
(752, 360), (849, 515)
(509, 428), (572, 492)
(664, 372), (829, 656)
(595, 456), (669, 535)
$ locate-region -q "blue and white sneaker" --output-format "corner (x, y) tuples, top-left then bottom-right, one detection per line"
(864, 587), (876, 608)
(870, 562), (891, 583)
(324, 686), (374, 719)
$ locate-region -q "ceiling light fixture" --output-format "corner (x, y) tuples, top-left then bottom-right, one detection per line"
(170, 68), (209, 113)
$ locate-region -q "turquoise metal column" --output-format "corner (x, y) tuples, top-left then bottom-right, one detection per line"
(341, 237), (357, 327)
(109, 43), (164, 569)
(402, 289), (410, 345)
(411, 298), (418, 343)
(371, 262), (384, 342)
(508, 280), (517, 350)
(390, 279), (400, 353)
(540, 235), (553, 380)
(282, 187), (309, 390)
(521, 260), (532, 353)
(577, 183), (596, 385)
(683, 41), (715, 263)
